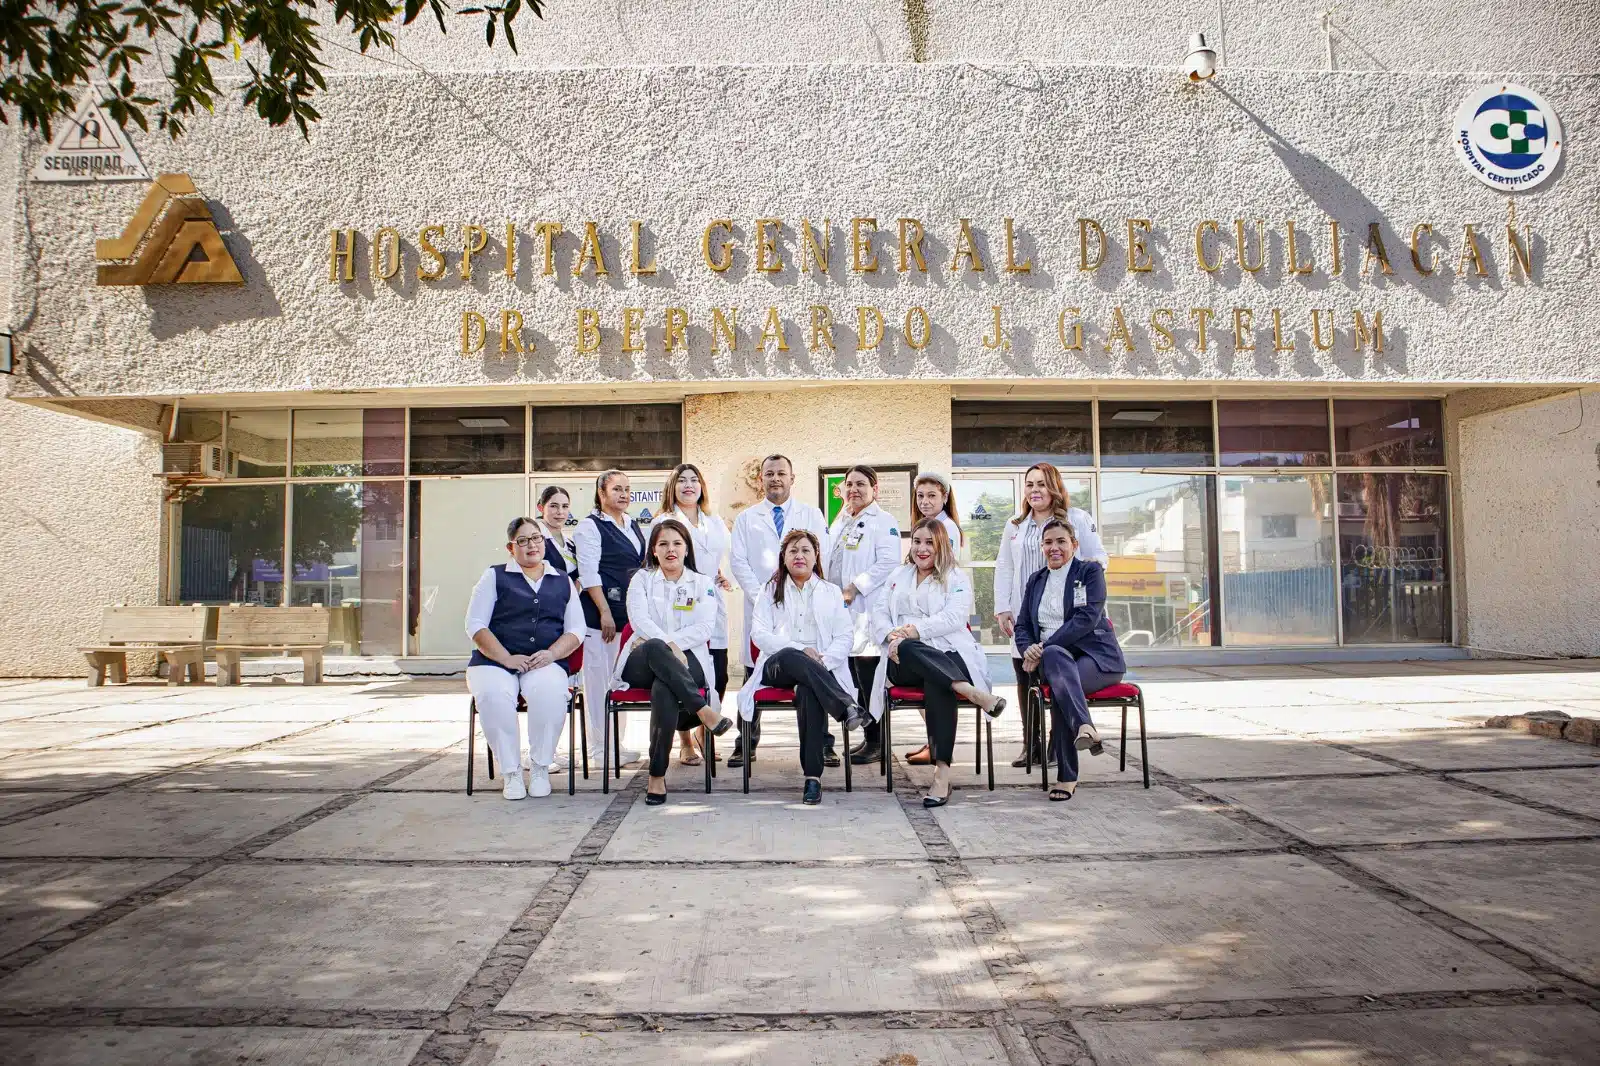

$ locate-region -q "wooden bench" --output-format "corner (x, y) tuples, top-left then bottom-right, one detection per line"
(214, 606), (332, 686)
(80, 605), (212, 687)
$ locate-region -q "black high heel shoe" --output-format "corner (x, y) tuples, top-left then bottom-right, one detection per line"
(645, 789), (667, 806)
(710, 716), (735, 737)
(985, 696), (1008, 720)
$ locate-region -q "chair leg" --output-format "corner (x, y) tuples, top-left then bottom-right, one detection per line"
(704, 728), (714, 794)
(843, 717), (852, 793)
(467, 699), (477, 796)
(1119, 703), (1129, 773)
(1022, 687), (1033, 774)
(1037, 690), (1049, 792)
(974, 704), (982, 775)
(577, 696), (590, 779)
(986, 718), (995, 791)
(613, 708), (622, 778)
(568, 698), (577, 797)
(743, 716), (751, 794)
(1138, 696), (1150, 789)
(601, 697), (611, 795)
(883, 708), (893, 793)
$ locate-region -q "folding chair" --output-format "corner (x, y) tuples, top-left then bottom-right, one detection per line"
(744, 641), (852, 794)
(603, 624), (716, 794)
(880, 628), (996, 792)
(466, 646), (588, 796)
(1025, 676), (1148, 790)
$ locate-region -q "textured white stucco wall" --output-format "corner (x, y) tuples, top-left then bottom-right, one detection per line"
(1457, 390), (1600, 658)
(7, 65), (1596, 408)
(683, 383), (951, 656)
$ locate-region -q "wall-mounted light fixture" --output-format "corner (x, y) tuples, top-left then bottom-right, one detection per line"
(1182, 33), (1217, 82)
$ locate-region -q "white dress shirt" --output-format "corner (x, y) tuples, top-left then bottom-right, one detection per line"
(464, 563), (587, 644)
(538, 519), (578, 574)
(1037, 565), (1071, 637)
(662, 507), (731, 649)
(573, 510), (644, 590)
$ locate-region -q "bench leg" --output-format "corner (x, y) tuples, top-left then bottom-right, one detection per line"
(83, 651), (114, 687)
(301, 649), (324, 685)
(214, 650), (240, 687)
(164, 649), (199, 686)
(187, 659), (204, 684)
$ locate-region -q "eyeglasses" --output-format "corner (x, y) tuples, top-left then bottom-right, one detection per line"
(513, 536), (544, 548)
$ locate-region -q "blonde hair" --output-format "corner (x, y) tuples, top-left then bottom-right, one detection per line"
(1010, 462), (1072, 526)
(663, 463), (712, 514)
(907, 518), (958, 582)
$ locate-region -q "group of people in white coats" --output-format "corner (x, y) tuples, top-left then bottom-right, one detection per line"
(464, 455), (1124, 806)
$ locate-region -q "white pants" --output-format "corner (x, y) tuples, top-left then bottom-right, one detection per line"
(467, 663), (569, 777)
(582, 628), (621, 755)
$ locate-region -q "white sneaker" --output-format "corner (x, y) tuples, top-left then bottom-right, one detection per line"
(520, 749), (533, 771)
(502, 771), (528, 801)
(528, 767), (552, 798)
(591, 747), (641, 767)
(548, 753), (571, 772)
(617, 747), (641, 766)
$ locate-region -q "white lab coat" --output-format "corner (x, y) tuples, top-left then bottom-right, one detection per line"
(612, 566), (722, 715)
(866, 564), (991, 721)
(993, 506), (1108, 655)
(659, 507), (731, 649)
(823, 501), (903, 656)
(729, 497), (829, 666)
(934, 512), (964, 550)
(735, 576), (855, 721)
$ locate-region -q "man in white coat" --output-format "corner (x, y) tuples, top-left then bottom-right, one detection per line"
(727, 453), (827, 767)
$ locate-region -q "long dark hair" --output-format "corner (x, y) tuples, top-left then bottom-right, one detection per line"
(644, 518), (700, 574)
(593, 468), (627, 512)
(769, 528), (824, 606)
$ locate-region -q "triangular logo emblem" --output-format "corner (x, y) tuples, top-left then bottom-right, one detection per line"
(96, 173), (242, 285)
(32, 93), (150, 183)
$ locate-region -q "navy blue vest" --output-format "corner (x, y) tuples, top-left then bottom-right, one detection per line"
(540, 526), (575, 580)
(581, 512), (645, 630)
(468, 565), (573, 672)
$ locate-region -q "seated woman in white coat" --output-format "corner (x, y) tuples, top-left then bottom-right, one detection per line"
(612, 519), (735, 806)
(868, 519), (1005, 808)
(736, 529), (870, 806)
(465, 518), (586, 801)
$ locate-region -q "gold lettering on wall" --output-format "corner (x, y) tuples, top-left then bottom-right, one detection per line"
(460, 310), (485, 355)
(576, 222), (610, 277)
(711, 308), (738, 353)
(982, 306), (1010, 350)
(758, 306), (789, 351)
(754, 218), (784, 274)
(703, 220), (734, 273)
(500, 309), (526, 355)
(897, 218), (927, 273)
(904, 306), (932, 350)
(1362, 223), (1394, 277)
(535, 222), (562, 276)
(1150, 308), (1175, 351)
(800, 218), (830, 274)
(1327, 218), (1343, 276)
(1410, 223), (1437, 276)
(417, 225), (446, 280)
(1285, 220), (1314, 276)
(1271, 309), (1295, 352)
(1058, 308), (1084, 351)
(1506, 224), (1533, 281)
(951, 219), (984, 273)
(461, 224), (488, 281)
(621, 308), (645, 353)
(1234, 219), (1265, 274)
(856, 306), (884, 351)
(1352, 309), (1384, 352)
(1311, 309), (1335, 351)
(1125, 219), (1154, 273)
(1457, 224), (1488, 277)
(1078, 218), (1106, 272)
(575, 308), (601, 354)
(809, 305), (837, 351)
(630, 221), (658, 276)
(851, 218), (880, 273)
(1004, 218), (1033, 274)
(329, 228), (355, 283)
(1233, 307), (1255, 350)
(1194, 220), (1222, 273)
(1105, 306), (1134, 353)
(664, 307), (689, 353)
(372, 227), (400, 280)
(504, 223), (517, 278)
(1191, 307), (1215, 351)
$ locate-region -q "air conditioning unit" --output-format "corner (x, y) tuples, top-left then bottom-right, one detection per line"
(161, 442), (230, 479)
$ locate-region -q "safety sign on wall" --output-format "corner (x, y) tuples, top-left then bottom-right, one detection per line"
(31, 93), (151, 183)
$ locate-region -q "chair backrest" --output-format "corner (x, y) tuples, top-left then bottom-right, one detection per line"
(619, 623), (635, 646)
(96, 605), (210, 644)
(216, 606), (331, 646)
(566, 643), (584, 677)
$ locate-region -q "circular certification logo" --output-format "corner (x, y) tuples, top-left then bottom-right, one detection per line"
(1453, 83), (1562, 191)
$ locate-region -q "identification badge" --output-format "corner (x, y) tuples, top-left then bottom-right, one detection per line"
(606, 586), (623, 602)
(844, 525), (866, 549)
(1073, 582), (1088, 607)
(672, 584), (695, 612)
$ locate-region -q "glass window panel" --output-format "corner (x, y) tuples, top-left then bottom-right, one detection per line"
(1337, 472), (1451, 643)
(409, 406), (526, 476)
(1099, 401), (1214, 467)
(226, 410), (288, 478)
(530, 404), (681, 472)
(175, 484), (284, 605)
(952, 401), (1093, 468)
(951, 477), (1016, 563)
(174, 410), (223, 444)
(292, 409), (404, 478)
(408, 478), (528, 656)
(533, 472), (672, 527)
(1219, 475), (1337, 645)
(290, 482), (404, 655)
(1099, 473), (1213, 648)
(1334, 399), (1444, 467)
(968, 566), (1005, 647)
(1218, 399), (1331, 467)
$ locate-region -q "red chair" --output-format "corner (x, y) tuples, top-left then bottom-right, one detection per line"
(604, 624), (716, 794)
(1025, 676), (1148, 790)
(466, 644), (588, 796)
(744, 641), (854, 795)
(880, 628), (996, 792)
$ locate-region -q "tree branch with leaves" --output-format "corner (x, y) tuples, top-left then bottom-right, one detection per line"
(0, 0), (542, 139)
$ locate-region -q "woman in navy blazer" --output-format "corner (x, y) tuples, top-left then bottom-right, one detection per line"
(1014, 519), (1126, 800)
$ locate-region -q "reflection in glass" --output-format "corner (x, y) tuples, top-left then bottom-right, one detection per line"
(292, 409), (404, 478)
(408, 478), (527, 656)
(290, 482), (404, 654)
(968, 567), (1003, 646)
(1098, 473), (1213, 647)
(226, 410), (288, 478)
(1334, 399), (1444, 467)
(1099, 401), (1214, 467)
(1219, 475), (1337, 645)
(531, 404), (682, 472)
(409, 406), (526, 476)
(1337, 473), (1450, 643)
(952, 401), (1092, 468)
(176, 485), (284, 604)
(174, 410), (223, 444)
(952, 477), (1015, 564)
(1218, 400), (1331, 467)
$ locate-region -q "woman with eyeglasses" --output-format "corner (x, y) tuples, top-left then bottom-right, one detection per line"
(465, 518), (586, 800)
(613, 519), (735, 805)
(868, 519), (1004, 808)
(659, 462), (734, 767)
(735, 528), (869, 805)
(573, 469), (646, 769)
(993, 462), (1108, 767)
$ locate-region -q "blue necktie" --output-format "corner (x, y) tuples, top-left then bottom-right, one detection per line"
(773, 504), (785, 539)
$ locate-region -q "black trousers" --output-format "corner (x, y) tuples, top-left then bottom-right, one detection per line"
(850, 655), (880, 744)
(887, 640), (972, 765)
(678, 648), (730, 739)
(760, 647), (855, 778)
(619, 638), (709, 777)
